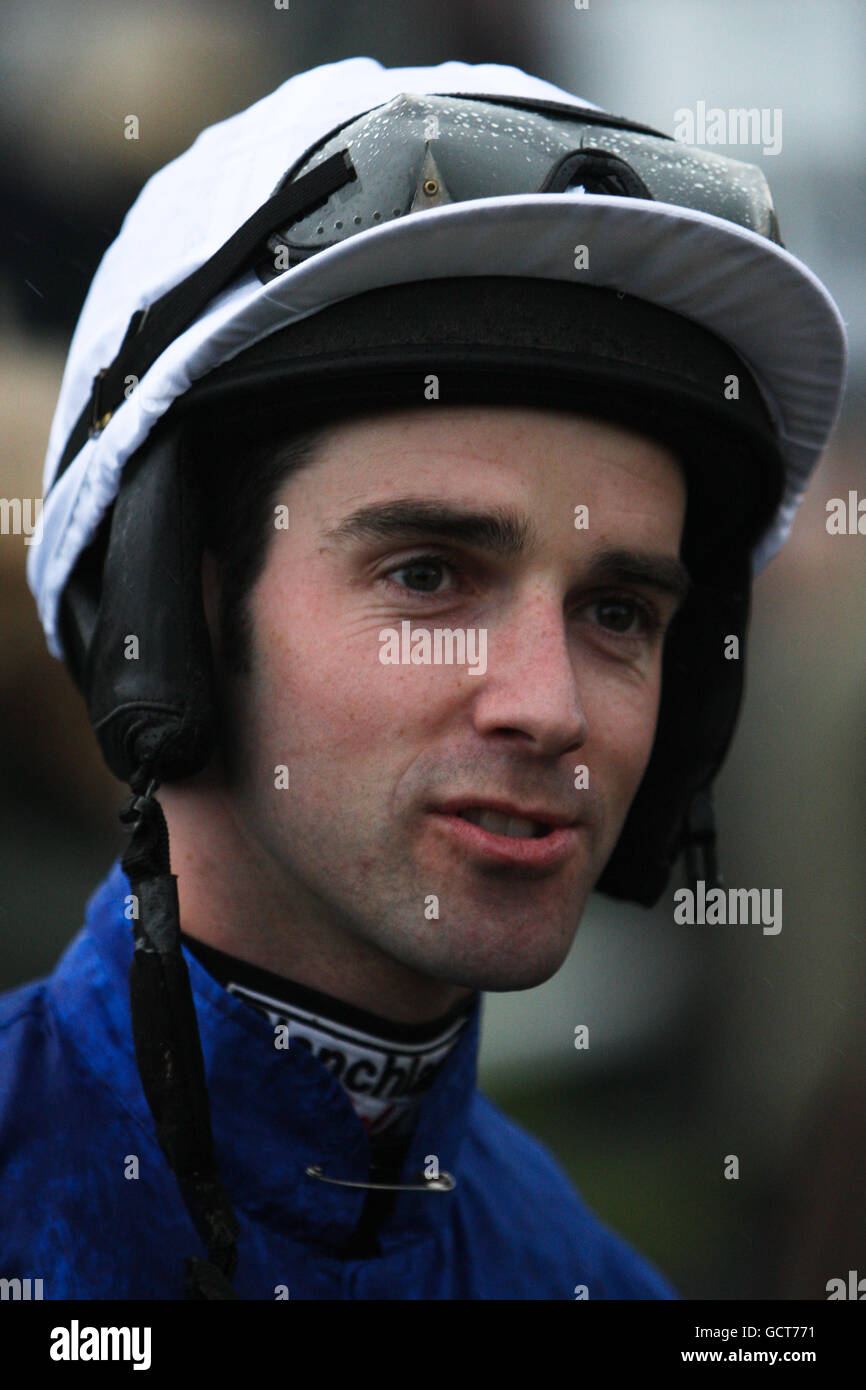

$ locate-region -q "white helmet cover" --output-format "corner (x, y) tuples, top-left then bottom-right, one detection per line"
(30, 56), (846, 660)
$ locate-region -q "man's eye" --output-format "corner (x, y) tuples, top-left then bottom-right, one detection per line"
(588, 596), (660, 637)
(383, 555), (454, 595)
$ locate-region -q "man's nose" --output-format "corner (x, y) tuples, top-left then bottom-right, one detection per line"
(469, 590), (589, 756)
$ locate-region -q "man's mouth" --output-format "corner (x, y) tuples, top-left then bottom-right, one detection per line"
(454, 808), (552, 839)
(431, 797), (580, 839)
(427, 800), (584, 871)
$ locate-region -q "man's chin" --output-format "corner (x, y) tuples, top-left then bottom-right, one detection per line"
(463, 953), (573, 994)
(379, 881), (591, 993)
(403, 932), (578, 995)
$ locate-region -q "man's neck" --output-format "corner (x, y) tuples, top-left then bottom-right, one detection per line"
(180, 931), (476, 1143)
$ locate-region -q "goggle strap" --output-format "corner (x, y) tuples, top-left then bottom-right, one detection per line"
(54, 147), (357, 487)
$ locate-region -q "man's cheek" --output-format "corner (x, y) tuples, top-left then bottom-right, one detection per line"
(618, 695), (661, 785)
(265, 648), (400, 766)
(588, 688), (659, 805)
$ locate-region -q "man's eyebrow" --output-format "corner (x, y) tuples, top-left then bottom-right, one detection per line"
(585, 547), (692, 606)
(322, 500), (690, 604)
(323, 498), (535, 557)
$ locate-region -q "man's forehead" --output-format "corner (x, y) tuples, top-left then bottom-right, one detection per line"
(305, 404), (688, 513)
(316, 402), (682, 458)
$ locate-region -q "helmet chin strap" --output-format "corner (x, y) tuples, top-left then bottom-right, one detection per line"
(119, 767), (240, 1300)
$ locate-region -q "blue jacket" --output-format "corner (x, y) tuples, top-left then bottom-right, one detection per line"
(0, 861), (677, 1300)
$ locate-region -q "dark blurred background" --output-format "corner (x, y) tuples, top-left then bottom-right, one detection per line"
(1, 0), (864, 1300)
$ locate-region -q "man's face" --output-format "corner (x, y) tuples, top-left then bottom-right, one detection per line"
(220, 406), (687, 993)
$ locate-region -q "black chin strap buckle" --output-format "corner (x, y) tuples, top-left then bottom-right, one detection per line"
(683, 786), (722, 892)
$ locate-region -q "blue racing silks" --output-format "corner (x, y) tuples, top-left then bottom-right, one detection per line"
(0, 860), (677, 1300)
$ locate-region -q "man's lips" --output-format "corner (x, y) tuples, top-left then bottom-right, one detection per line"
(427, 798), (585, 870)
(430, 797), (579, 830)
